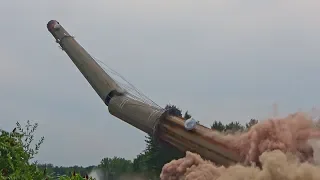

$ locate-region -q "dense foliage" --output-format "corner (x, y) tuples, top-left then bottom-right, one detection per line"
(0, 105), (259, 179)
(0, 121), (46, 179)
(0, 121), (94, 180)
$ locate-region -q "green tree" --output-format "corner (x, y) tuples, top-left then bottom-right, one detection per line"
(0, 121), (95, 180)
(38, 163), (97, 179)
(211, 121), (225, 132)
(165, 104), (182, 117)
(225, 121), (244, 132)
(211, 120), (248, 132)
(57, 170), (95, 180)
(0, 121), (46, 179)
(183, 111), (192, 120)
(246, 119), (258, 129)
(98, 156), (133, 179)
(132, 153), (147, 173)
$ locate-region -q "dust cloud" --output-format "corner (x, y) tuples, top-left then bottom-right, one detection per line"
(88, 169), (105, 180)
(88, 169), (147, 180)
(160, 112), (320, 180)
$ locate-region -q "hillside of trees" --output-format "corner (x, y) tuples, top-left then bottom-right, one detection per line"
(0, 104), (258, 179)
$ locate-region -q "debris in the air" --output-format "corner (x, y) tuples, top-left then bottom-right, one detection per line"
(184, 118), (197, 131)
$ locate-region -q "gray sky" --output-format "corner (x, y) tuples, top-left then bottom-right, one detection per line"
(1, 0), (320, 166)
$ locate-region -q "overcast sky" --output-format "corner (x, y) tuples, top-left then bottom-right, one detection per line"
(1, 0), (320, 166)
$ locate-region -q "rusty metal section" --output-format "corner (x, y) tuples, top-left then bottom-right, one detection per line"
(158, 115), (241, 166)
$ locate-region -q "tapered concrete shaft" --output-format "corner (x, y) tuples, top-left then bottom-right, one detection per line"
(47, 20), (241, 166)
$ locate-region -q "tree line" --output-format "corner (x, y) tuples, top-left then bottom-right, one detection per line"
(0, 104), (258, 179)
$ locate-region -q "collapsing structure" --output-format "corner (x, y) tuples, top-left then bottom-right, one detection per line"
(46, 20), (241, 166)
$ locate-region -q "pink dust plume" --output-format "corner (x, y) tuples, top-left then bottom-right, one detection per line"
(160, 112), (320, 180)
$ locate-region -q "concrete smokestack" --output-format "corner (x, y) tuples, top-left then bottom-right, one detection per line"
(47, 20), (241, 166)
(47, 20), (164, 134)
